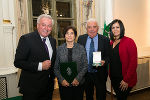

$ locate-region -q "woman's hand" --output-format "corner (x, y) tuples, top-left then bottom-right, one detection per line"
(61, 80), (69, 87)
(72, 79), (79, 86)
(120, 80), (128, 91)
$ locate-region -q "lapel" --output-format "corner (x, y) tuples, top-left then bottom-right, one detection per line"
(83, 34), (88, 47)
(48, 35), (56, 61)
(34, 31), (45, 48)
(33, 31), (50, 58)
(48, 36), (54, 51)
(98, 34), (103, 51)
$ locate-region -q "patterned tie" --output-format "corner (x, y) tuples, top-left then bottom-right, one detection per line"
(42, 38), (49, 54)
(89, 38), (96, 72)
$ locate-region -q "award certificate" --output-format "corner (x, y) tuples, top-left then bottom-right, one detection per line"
(60, 62), (77, 83)
(93, 51), (101, 66)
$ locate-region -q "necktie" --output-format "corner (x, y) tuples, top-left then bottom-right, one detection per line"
(42, 38), (49, 54)
(89, 38), (95, 72)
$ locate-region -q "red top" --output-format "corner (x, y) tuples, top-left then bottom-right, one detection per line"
(110, 36), (138, 87)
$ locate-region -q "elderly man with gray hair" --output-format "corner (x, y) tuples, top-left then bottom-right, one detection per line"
(14, 14), (56, 100)
(77, 18), (111, 100)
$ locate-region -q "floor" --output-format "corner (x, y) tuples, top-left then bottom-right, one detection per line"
(52, 88), (150, 100)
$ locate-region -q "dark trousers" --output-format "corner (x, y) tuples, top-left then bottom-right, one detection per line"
(22, 80), (54, 100)
(84, 72), (107, 100)
(59, 85), (84, 100)
(22, 91), (52, 100)
(111, 78), (132, 100)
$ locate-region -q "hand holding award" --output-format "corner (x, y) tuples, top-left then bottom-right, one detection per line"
(93, 52), (101, 68)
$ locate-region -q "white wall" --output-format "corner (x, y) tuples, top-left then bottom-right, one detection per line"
(113, 0), (150, 57)
(0, 0), (16, 67)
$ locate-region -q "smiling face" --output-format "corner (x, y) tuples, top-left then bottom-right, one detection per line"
(111, 22), (121, 39)
(87, 21), (99, 38)
(65, 29), (75, 42)
(37, 17), (53, 37)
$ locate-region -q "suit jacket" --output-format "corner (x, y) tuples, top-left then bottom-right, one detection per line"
(14, 30), (56, 94)
(54, 43), (88, 85)
(77, 34), (110, 81)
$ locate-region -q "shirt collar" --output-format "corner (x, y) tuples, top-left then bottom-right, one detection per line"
(88, 33), (98, 40)
(40, 35), (48, 40)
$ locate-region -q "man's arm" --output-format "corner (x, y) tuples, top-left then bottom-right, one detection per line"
(14, 35), (39, 72)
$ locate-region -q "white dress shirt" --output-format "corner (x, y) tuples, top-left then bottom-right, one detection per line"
(38, 36), (53, 71)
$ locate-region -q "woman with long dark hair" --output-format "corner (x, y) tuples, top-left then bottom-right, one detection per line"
(109, 19), (138, 100)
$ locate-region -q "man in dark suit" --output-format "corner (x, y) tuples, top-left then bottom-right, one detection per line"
(14, 14), (56, 100)
(77, 18), (110, 100)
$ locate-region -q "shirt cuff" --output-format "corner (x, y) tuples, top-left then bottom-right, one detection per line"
(38, 62), (42, 71)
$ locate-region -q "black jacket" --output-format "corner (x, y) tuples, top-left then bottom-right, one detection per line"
(14, 30), (56, 94)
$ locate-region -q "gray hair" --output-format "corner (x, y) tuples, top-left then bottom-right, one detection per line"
(86, 18), (98, 28)
(37, 14), (54, 26)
